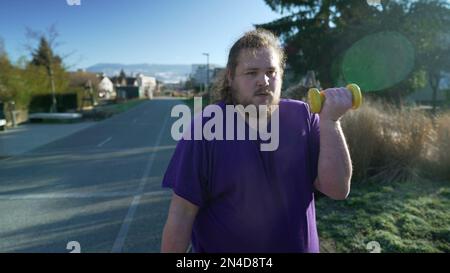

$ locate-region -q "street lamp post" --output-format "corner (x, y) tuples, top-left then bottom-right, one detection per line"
(202, 53), (210, 103)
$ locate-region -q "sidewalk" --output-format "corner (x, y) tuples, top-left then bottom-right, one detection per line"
(0, 121), (96, 158)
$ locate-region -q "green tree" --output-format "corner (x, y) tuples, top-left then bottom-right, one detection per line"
(257, 0), (450, 108)
(0, 38), (11, 101)
(27, 26), (69, 112)
(257, 0), (381, 87)
(0, 52), (15, 102)
(0, 37), (5, 56)
(184, 77), (197, 91)
(0, 32), (70, 110)
(0, 40), (29, 107)
(403, 1), (450, 113)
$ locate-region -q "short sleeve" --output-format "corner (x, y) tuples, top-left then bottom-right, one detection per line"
(305, 103), (320, 182)
(161, 118), (209, 207)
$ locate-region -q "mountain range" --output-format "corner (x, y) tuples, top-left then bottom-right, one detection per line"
(85, 63), (194, 83)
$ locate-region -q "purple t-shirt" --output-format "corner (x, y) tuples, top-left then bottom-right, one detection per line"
(162, 98), (320, 253)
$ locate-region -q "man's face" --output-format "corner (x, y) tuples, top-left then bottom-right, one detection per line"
(228, 47), (282, 108)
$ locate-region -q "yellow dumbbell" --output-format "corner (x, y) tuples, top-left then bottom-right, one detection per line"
(307, 83), (363, 113)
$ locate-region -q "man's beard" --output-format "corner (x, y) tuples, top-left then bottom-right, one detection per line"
(230, 86), (280, 120)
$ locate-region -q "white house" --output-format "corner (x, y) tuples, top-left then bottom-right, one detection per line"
(136, 73), (157, 99)
(98, 74), (114, 99)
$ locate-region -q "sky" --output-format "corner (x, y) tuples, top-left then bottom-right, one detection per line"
(0, 0), (282, 70)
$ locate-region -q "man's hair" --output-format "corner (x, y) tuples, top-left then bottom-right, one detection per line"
(212, 28), (286, 103)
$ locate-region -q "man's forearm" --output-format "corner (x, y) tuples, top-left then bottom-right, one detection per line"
(161, 220), (192, 253)
(316, 120), (352, 200)
(161, 193), (198, 253)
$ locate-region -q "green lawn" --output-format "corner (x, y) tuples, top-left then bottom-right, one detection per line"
(316, 179), (450, 253)
(95, 99), (145, 114)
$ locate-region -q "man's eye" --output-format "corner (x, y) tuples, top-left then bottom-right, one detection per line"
(245, 71), (257, 75)
(266, 70), (276, 76)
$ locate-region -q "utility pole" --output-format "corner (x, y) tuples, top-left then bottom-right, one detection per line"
(202, 53), (210, 103)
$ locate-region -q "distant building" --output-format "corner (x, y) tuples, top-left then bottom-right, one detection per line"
(111, 69), (157, 100)
(136, 73), (157, 99)
(97, 74), (114, 100)
(111, 69), (138, 87)
(191, 64), (216, 87)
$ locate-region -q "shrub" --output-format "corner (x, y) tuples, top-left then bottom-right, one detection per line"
(340, 99), (437, 183)
(434, 113), (450, 180)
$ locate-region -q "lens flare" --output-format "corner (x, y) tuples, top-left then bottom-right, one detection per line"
(342, 31), (415, 92)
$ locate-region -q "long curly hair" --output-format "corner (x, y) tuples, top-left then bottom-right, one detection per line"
(212, 29), (286, 104)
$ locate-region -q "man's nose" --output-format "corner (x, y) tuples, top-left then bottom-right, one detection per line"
(257, 73), (270, 87)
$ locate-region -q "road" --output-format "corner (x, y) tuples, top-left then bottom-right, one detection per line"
(0, 98), (182, 252)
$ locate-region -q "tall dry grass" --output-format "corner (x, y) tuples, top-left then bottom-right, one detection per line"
(340, 99), (448, 183)
(434, 113), (450, 179)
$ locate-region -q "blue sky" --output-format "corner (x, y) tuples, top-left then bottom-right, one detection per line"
(0, 0), (282, 69)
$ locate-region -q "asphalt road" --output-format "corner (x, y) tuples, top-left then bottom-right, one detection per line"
(0, 98), (183, 253)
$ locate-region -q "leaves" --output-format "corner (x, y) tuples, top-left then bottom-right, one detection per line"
(258, 0), (450, 102)
(0, 29), (70, 108)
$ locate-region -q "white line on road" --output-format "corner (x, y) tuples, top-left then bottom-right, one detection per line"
(111, 113), (170, 253)
(97, 137), (112, 147)
(0, 190), (171, 200)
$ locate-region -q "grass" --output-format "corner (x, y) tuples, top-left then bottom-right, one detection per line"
(435, 113), (450, 179)
(340, 100), (438, 183)
(95, 99), (145, 114)
(316, 178), (450, 253)
(82, 99), (146, 120)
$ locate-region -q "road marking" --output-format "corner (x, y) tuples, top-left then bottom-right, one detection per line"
(0, 190), (171, 200)
(97, 137), (112, 147)
(0, 156), (14, 162)
(111, 112), (170, 253)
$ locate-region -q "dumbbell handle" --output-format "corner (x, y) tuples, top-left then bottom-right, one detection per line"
(307, 83), (363, 113)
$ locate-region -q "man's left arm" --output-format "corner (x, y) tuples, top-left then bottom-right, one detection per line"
(313, 87), (353, 200)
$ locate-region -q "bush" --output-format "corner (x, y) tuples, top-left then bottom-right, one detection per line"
(341, 99), (436, 183)
(434, 113), (450, 180)
(29, 93), (78, 113)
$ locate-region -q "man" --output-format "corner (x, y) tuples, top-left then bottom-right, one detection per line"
(161, 29), (352, 253)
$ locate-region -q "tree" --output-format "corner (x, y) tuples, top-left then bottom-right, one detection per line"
(0, 37), (5, 56)
(26, 25), (69, 112)
(257, 0), (450, 108)
(257, 0), (381, 88)
(0, 38), (11, 101)
(184, 77), (197, 91)
(0, 52), (14, 102)
(0, 52), (35, 109)
(30, 37), (59, 112)
(403, 1), (450, 113)
(0, 30), (70, 111)
(0, 38), (25, 105)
